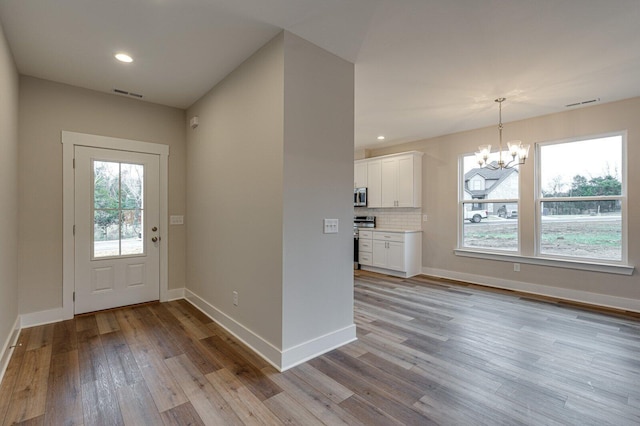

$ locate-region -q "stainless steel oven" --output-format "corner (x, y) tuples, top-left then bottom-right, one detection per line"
(354, 216), (375, 269)
(354, 226), (359, 269)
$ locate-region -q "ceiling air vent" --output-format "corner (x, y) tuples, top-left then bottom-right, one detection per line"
(565, 98), (600, 108)
(113, 88), (144, 99)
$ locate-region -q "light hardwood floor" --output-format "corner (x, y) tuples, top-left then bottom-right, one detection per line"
(1, 271), (640, 425)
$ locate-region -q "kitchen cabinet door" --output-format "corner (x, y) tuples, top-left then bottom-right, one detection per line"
(381, 157), (398, 207)
(386, 241), (405, 271)
(397, 155), (416, 207)
(354, 161), (368, 188)
(367, 159), (382, 208)
(372, 239), (404, 271)
(371, 240), (387, 267)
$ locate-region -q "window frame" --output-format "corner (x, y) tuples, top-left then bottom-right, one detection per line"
(534, 131), (628, 265)
(455, 130), (633, 275)
(458, 153), (521, 254)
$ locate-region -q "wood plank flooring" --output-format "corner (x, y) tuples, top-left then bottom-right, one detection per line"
(1, 271), (640, 425)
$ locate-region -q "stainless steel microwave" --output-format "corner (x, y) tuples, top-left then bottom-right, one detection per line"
(354, 187), (367, 207)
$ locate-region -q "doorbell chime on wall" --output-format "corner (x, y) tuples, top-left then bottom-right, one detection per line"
(190, 116), (199, 129)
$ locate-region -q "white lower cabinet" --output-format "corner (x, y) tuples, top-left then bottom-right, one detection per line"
(358, 230), (373, 266)
(372, 240), (404, 270)
(361, 230), (421, 278)
(386, 241), (405, 271)
(359, 251), (372, 266)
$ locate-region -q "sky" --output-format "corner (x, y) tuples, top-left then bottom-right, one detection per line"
(539, 135), (622, 192)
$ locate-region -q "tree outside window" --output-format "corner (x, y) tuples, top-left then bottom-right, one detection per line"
(538, 134), (624, 262)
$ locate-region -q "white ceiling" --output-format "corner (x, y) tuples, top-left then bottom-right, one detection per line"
(1, 0), (639, 149)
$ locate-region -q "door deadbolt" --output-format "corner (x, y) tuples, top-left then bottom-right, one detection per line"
(152, 226), (158, 232)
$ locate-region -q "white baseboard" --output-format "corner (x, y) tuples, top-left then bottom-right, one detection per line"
(20, 307), (65, 328)
(166, 288), (185, 301)
(0, 316), (21, 384)
(361, 265), (417, 278)
(422, 267), (640, 313)
(184, 289), (283, 370)
(281, 325), (356, 371)
(183, 289), (357, 371)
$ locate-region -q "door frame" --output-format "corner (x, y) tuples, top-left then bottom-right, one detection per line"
(62, 131), (169, 320)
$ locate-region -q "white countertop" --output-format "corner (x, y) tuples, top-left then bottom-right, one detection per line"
(359, 228), (422, 233)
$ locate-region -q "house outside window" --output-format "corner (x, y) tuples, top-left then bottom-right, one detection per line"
(460, 157), (519, 252)
(537, 133), (625, 262)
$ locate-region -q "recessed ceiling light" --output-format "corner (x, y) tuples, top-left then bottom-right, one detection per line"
(115, 53), (133, 63)
(377, 135), (385, 140)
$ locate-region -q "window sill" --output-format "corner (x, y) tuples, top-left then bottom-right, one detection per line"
(454, 249), (634, 276)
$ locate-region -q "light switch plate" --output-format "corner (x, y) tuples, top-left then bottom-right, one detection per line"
(323, 218), (339, 234)
(170, 215), (184, 225)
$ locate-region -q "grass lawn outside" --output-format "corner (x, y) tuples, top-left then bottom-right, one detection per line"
(463, 215), (622, 261)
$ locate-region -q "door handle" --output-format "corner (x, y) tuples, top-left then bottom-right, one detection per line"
(151, 236), (159, 243)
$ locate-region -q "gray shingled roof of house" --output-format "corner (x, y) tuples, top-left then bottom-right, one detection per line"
(464, 162), (518, 197)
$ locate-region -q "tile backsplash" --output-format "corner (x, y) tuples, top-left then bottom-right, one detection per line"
(354, 207), (422, 231)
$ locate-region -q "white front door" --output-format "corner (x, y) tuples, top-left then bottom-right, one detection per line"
(74, 146), (160, 314)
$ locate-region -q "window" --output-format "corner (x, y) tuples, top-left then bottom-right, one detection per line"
(459, 154), (519, 252)
(93, 160), (144, 258)
(537, 133), (625, 262)
(469, 176), (485, 190)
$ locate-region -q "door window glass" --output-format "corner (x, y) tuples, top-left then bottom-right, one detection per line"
(93, 161), (144, 258)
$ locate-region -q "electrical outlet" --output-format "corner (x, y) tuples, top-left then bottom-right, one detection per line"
(233, 291), (238, 306)
(513, 263), (520, 272)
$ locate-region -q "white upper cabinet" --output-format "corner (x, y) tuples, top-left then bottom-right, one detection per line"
(396, 154), (420, 207)
(366, 159), (382, 208)
(354, 160), (368, 188)
(355, 151), (422, 208)
(381, 157), (399, 207)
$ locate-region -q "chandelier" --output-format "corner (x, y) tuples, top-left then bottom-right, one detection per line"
(475, 98), (530, 170)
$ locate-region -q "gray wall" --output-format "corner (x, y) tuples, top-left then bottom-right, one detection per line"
(186, 33), (286, 347)
(0, 20), (19, 353)
(18, 77), (187, 315)
(281, 32), (354, 349)
(371, 97), (640, 306)
(186, 31), (355, 363)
